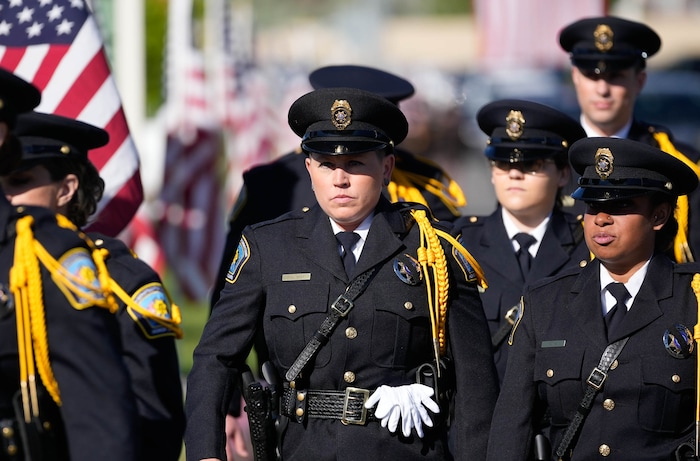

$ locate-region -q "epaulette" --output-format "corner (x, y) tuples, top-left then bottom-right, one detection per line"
(674, 261), (700, 275)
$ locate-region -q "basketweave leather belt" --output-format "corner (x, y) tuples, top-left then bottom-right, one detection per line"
(281, 387), (377, 426)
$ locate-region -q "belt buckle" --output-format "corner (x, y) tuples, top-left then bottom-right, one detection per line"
(331, 294), (354, 317)
(341, 387), (369, 425)
(586, 367), (607, 390)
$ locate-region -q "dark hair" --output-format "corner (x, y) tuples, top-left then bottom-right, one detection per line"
(0, 133), (22, 175)
(42, 157), (105, 227)
(649, 192), (678, 254)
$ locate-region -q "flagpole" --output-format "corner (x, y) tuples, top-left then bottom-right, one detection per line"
(114, 0), (145, 153)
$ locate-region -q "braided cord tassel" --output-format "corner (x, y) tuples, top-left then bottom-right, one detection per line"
(653, 132), (699, 263)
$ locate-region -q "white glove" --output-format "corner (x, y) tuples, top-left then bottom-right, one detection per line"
(364, 383), (440, 438)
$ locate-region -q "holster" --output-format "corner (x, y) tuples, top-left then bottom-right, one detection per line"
(10, 390), (67, 461)
(240, 367), (279, 461)
(416, 358), (454, 428)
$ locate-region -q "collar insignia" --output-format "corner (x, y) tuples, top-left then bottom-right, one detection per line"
(595, 147), (614, 179)
(594, 23), (614, 52)
(505, 110), (525, 140)
(331, 99), (352, 130)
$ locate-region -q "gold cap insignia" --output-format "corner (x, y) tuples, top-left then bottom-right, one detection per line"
(595, 147), (614, 179)
(505, 110), (525, 140)
(594, 24), (613, 52)
(331, 99), (352, 130)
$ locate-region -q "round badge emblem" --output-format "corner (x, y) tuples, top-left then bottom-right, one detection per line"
(393, 254), (422, 286)
(663, 324), (694, 359)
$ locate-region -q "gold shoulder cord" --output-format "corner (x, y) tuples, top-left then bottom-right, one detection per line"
(9, 215), (117, 422)
(410, 209), (487, 375)
(389, 169), (467, 217)
(97, 247), (184, 339)
(692, 274), (700, 452)
(653, 132), (700, 263)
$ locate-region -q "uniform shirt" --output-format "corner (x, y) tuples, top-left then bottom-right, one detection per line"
(0, 200), (138, 461)
(90, 233), (185, 461)
(454, 206), (589, 383)
(186, 198), (499, 461)
(487, 255), (698, 461)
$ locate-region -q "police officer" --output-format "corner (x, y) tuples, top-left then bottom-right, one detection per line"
(211, 64), (467, 309)
(454, 100), (590, 383)
(186, 87), (498, 461)
(559, 15), (700, 262)
(487, 137), (700, 461)
(0, 69), (138, 460)
(0, 111), (185, 461)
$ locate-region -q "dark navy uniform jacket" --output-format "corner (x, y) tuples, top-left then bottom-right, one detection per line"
(487, 256), (698, 461)
(187, 198), (498, 461)
(454, 207), (590, 382)
(90, 233), (185, 461)
(0, 200), (138, 460)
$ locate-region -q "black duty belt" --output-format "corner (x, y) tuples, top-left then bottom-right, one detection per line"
(281, 387), (376, 425)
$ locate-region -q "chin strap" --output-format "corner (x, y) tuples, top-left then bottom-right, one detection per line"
(653, 132), (700, 263)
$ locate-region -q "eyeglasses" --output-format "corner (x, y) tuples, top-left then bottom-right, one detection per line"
(490, 159), (555, 175)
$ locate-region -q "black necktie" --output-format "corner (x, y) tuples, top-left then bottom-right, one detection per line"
(513, 233), (536, 278)
(336, 231), (360, 278)
(605, 282), (630, 341)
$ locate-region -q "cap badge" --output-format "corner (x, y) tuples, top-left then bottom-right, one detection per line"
(505, 110), (525, 140)
(595, 147), (614, 179)
(331, 99), (352, 130)
(594, 24), (614, 52)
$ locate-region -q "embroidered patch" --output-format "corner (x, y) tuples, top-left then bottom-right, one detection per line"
(663, 324), (694, 359)
(452, 237), (477, 282)
(55, 248), (106, 310)
(226, 236), (250, 284)
(129, 282), (176, 339)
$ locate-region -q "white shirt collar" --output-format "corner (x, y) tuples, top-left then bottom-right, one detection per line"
(501, 208), (550, 257)
(599, 259), (650, 314)
(580, 115), (633, 139)
(330, 214), (373, 260)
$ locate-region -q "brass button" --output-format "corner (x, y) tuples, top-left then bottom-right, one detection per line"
(302, 207), (310, 212)
(344, 371), (356, 383)
(288, 305), (297, 314)
(404, 301), (414, 310)
(546, 369), (554, 378)
(2, 426), (13, 437)
(289, 380), (296, 389)
(345, 327), (357, 339)
(469, 216), (478, 223)
(672, 374), (681, 383)
(603, 399), (615, 411)
(7, 444), (17, 455)
(579, 259), (588, 268)
(599, 444), (611, 456)
(43, 421), (51, 430)
(297, 393), (305, 402)
(610, 359), (618, 370)
(295, 408), (304, 417)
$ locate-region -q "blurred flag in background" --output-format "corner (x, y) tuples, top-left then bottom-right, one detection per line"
(0, 0), (143, 237)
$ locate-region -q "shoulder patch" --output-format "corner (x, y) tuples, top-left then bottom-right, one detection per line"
(128, 282), (177, 338)
(55, 247), (107, 310)
(452, 237), (477, 283)
(226, 236), (251, 284)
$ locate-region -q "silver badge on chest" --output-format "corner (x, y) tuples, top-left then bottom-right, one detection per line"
(663, 324), (694, 359)
(393, 254), (422, 286)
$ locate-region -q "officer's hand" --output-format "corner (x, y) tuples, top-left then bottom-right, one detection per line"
(365, 384), (440, 438)
(225, 413), (250, 460)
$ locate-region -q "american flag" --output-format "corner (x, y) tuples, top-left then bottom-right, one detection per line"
(0, 0), (143, 237)
(157, 0), (225, 301)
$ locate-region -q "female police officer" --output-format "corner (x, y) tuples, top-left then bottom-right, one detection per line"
(0, 111), (185, 461)
(487, 137), (700, 460)
(185, 87), (498, 461)
(0, 69), (139, 460)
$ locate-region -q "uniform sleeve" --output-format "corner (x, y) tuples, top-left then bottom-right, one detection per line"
(486, 291), (539, 461)
(105, 242), (185, 461)
(44, 275), (139, 461)
(447, 246), (500, 460)
(185, 228), (265, 460)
